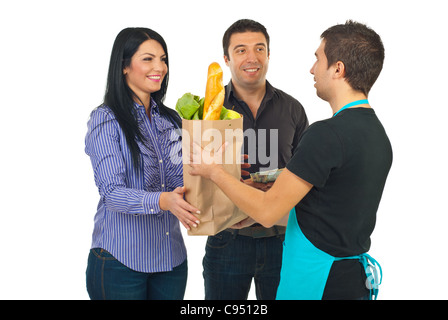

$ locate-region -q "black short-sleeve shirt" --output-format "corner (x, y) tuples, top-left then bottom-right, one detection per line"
(286, 108), (393, 299)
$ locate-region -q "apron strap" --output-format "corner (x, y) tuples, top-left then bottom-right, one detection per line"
(360, 253), (383, 300)
(335, 253), (383, 300)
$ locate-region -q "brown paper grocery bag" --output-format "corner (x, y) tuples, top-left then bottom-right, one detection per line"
(182, 117), (247, 236)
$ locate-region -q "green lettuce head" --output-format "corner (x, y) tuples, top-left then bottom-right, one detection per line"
(175, 93), (203, 119)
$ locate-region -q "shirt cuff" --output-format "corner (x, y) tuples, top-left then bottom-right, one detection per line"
(142, 192), (163, 215)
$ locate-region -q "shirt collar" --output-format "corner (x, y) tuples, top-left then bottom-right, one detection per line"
(226, 80), (275, 103)
(134, 98), (174, 133)
(133, 98), (161, 115)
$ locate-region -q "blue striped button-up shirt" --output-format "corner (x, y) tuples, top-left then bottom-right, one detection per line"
(85, 99), (186, 273)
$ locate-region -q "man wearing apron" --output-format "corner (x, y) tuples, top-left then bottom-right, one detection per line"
(189, 20), (392, 300)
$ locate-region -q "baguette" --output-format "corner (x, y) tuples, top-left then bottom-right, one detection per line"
(203, 62), (224, 120)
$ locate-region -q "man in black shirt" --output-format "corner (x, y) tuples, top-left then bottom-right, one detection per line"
(202, 19), (308, 300)
(190, 20), (392, 300)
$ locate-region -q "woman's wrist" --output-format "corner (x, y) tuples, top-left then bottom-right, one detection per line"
(159, 192), (168, 211)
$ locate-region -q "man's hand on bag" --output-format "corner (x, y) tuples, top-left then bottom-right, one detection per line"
(230, 217), (256, 229)
(241, 154), (251, 176)
(159, 187), (201, 231)
(243, 179), (274, 192)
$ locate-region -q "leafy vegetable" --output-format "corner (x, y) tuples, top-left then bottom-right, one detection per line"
(175, 93), (203, 120)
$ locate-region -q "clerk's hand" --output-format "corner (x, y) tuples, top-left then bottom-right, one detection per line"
(160, 187), (200, 231)
(188, 142), (226, 180)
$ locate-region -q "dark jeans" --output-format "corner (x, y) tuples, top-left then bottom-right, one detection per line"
(86, 248), (187, 300)
(203, 230), (284, 300)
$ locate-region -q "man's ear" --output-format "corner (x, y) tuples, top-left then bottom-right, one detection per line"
(224, 55), (230, 66)
(333, 61), (346, 79)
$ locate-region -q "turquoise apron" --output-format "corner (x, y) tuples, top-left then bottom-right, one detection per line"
(276, 208), (382, 300)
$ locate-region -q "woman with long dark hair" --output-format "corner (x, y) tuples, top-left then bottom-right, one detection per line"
(85, 27), (200, 300)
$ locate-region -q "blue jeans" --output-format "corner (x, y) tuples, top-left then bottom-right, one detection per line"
(86, 248), (187, 300)
(203, 230), (284, 300)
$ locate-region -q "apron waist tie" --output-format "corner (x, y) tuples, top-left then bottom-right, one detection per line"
(335, 253), (383, 300)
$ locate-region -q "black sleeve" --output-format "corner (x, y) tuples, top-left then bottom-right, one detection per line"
(291, 102), (309, 151)
(286, 121), (343, 188)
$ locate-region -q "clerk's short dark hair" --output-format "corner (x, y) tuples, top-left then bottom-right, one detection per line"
(222, 19), (270, 58)
(321, 20), (385, 96)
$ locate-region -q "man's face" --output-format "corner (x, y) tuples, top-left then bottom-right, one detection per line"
(224, 31), (269, 90)
(310, 40), (333, 101)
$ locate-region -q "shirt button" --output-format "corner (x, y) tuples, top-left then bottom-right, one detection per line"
(166, 232), (169, 236)
(150, 209), (154, 212)
(159, 159), (163, 163)
(161, 184), (165, 187)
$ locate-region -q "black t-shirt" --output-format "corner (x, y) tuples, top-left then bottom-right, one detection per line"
(225, 80), (308, 174)
(286, 108), (393, 299)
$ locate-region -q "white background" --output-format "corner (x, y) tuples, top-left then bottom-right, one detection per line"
(0, 0), (446, 300)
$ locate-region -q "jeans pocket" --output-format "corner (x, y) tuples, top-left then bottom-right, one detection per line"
(206, 231), (232, 249)
(91, 248), (116, 261)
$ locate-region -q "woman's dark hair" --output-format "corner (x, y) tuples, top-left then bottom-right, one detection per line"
(222, 19), (270, 59)
(103, 27), (181, 168)
(321, 20), (385, 96)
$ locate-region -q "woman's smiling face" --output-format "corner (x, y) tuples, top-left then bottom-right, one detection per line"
(123, 39), (167, 104)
